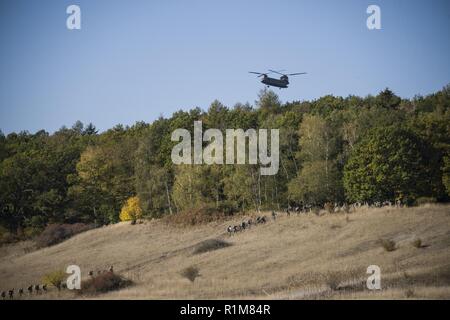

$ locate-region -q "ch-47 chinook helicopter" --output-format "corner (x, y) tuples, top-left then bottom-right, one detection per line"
(249, 69), (307, 89)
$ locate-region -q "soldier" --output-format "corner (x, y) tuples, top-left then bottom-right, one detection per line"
(271, 211), (277, 221)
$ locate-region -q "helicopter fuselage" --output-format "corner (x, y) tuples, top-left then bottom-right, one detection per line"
(261, 75), (289, 88)
(250, 70), (305, 88)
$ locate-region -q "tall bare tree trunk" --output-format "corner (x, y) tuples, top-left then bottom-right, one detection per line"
(258, 169), (262, 212)
(165, 179), (173, 215)
(288, 132), (298, 172)
(216, 186), (219, 209)
(281, 158), (290, 179)
(325, 132), (330, 196)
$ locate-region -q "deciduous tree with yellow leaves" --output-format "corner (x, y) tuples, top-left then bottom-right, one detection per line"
(119, 196), (143, 222)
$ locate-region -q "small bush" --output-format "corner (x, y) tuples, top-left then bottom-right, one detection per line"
(42, 270), (67, 290)
(36, 223), (94, 248)
(0, 226), (19, 245)
(379, 238), (396, 252)
(324, 202), (334, 214)
(28, 215), (47, 229)
(193, 239), (231, 255)
(23, 226), (43, 238)
(412, 238), (423, 248)
(181, 266), (200, 282)
(79, 272), (132, 295)
(415, 197), (437, 206)
(119, 196), (143, 222)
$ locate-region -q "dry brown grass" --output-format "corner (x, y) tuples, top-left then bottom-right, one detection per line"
(0, 204), (449, 300)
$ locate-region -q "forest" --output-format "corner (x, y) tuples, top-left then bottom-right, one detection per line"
(0, 87), (449, 239)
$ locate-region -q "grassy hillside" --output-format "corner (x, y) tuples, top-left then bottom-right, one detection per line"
(1, 204), (449, 299)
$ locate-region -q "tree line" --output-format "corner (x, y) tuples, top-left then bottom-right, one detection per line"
(1, 87), (449, 236)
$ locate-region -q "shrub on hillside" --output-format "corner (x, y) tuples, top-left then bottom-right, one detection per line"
(193, 239), (232, 255)
(0, 224), (44, 245)
(379, 238), (396, 252)
(79, 272), (132, 295)
(36, 223), (94, 248)
(23, 226), (44, 238)
(0, 226), (18, 245)
(42, 270), (67, 290)
(28, 215), (47, 229)
(412, 238), (423, 248)
(181, 266), (200, 282)
(119, 196), (143, 223)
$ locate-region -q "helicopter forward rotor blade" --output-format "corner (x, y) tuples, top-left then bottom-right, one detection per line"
(249, 71), (267, 77)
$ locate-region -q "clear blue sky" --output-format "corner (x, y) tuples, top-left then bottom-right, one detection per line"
(1, 0), (449, 134)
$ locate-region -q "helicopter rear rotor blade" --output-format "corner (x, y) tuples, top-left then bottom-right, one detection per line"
(268, 69), (285, 76)
(269, 70), (307, 76)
